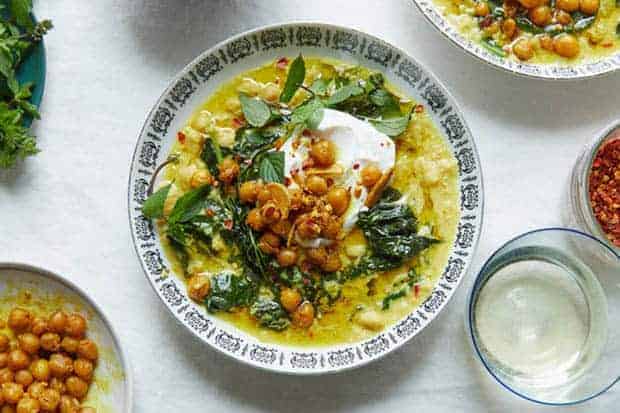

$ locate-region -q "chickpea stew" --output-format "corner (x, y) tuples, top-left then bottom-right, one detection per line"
(435, 0), (620, 63)
(142, 56), (459, 346)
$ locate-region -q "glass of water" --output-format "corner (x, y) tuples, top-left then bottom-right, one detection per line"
(467, 228), (620, 405)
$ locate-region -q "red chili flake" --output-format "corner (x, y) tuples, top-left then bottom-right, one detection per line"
(302, 129), (312, 137)
(414, 284), (420, 298)
(414, 104), (424, 113)
(303, 278), (310, 285)
(206, 209), (215, 217)
(479, 16), (493, 28)
(177, 132), (186, 144)
(276, 57), (289, 69)
(284, 177), (292, 187)
(326, 177), (334, 186)
(302, 158), (315, 170)
(353, 162), (360, 170)
(232, 117), (244, 128)
(588, 136), (620, 247)
(224, 219), (234, 230)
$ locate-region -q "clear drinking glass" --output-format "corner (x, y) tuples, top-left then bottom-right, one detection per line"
(467, 228), (619, 405)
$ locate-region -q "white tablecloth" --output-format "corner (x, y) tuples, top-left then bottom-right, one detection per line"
(1, 0), (618, 411)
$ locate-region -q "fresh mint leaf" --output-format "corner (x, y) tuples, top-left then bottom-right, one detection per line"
(325, 82), (364, 106)
(309, 78), (329, 95)
(370, 113), (411, 137)
(142, 184), (171, 219)
(258, 151), (284, 183)
(279, 54), (305, 103)
(291, 97), (324, 129)
(239, 93), (271, 128)
(168, 185), (211, 225)
(10, 0), (33, 29)
(0, 103), (38, 168)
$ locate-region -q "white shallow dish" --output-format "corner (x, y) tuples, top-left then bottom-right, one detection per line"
(0, 262), (133, 412)
(128, 22), (484, 374)
(411, 0), (620, 80)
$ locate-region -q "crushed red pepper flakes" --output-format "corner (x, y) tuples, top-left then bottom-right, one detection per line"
(177, 131), (186, 144)
(589, 137), (620, 247)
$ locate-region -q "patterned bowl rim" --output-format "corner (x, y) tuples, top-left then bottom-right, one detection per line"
(410, 0), (620, 80)
(0, 262), (134, 410)
(128, 21), (484, 375)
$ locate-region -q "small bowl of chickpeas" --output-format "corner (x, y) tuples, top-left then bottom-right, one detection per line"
(0, 263), (132, 413)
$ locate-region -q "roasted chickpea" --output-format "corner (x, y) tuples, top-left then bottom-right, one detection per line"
(187, 275), (211, 302)
(0, 353), (8, 369)
(360, 164), (382, 188)
(309, 140), (335, 167)
(556, 0), (579, 11)
(14, 370), (33, 387)
(296, 218), (321, 240)
(30, 318), (47, 336)
(77, 339), (99, 361)
(40, 333), (61, 352)
(322, 219), (342, 240)
(17, 334), (39, 355)
(16, 397), (39, 413)
(217, 158), (240, 184)
(8, 350), (30, 371)
(60, 337), (79, 354)
(2, 382), (23, 404)
(260, 201), (282, 224)
(0, 334), (10, 353)
(30, 359), (50, 382)
(73, 359), (93, 382)
(292, 302), (315, 328)
(321, 254), (342, 273)
(39, 388), (61, 411)
(539, 34), (554, 50)
(27, 382), (47, 399)
(47, 311), (67, 334)
(306, 247), (328, 265)
(483, 21), (500, 36)
(280, 288), (302, 313)
(517, 0), (544, 8)
(502, 18), (517, 38)
(49, 354), (73, 379)
(529, 6), (552, 26)
(513, 38), (534, 60)
(65, 314), (86, 339)
(65, 376), (88, 400)
(246, 208), (265, 231)
(239, 181), (262, 204)
(58, 395), (79, 413)
(555, 10), (572, 25)
(0, 368), (14, 384)
(553, 33), (580, 58)
(8, 308), (32, 332)
(271, 219), (292, 237)
(277, 248), (298, 267)
(256, 188), (272, 205)
(579, 0), (598, 14)
(326, 187), (349, 216)
(190, 170), (212, 188)
(49, 377), (66, 395)
(258, 232), (281, 255)
(305, 175), (328, 195)
(474, 1), (490, 16)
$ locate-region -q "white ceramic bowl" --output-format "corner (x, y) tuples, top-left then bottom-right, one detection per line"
(411, 0), (620, 80)
(128, 22), (484, 374)
(0, 263), (133, 411)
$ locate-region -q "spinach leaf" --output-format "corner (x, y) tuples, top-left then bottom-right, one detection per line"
(250, 297), (290, 331)
(354, 187), (438, 271)
(279, 54), (305, 103)
(201, 138), (222, 176)
(167, 234), (189, 270)
(516, 17), (544, 34)
(168, 185), (210, 225)
(370, 113), (411, 137)
(239, 93), (271, 128)
(325, 82), (364, 106)
(258, 151), (285, 183)
(142, 184), (171, 219)
(291, 97), (324, 129)
(382, 268), (422, 310)
(617, 22), (620, 37)
(382, 289), (407, 310)
(206, 272), (256, 312)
